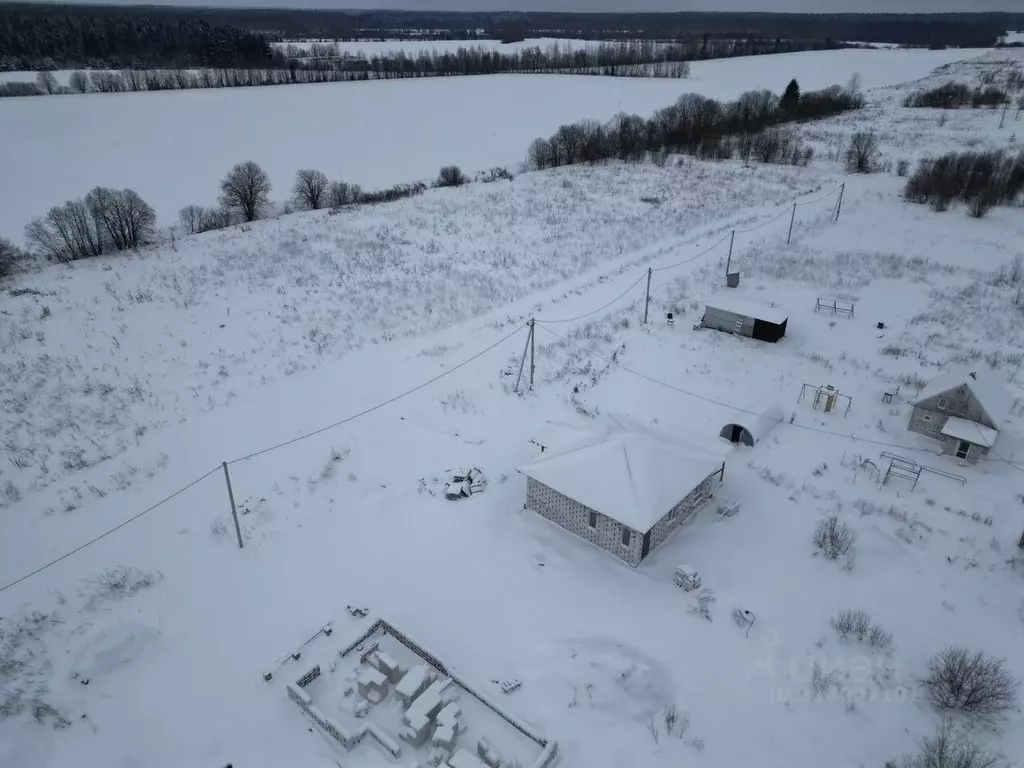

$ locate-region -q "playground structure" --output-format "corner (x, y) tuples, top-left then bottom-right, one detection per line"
(797, 383), (853, 417)
(879, 451), (966, 491)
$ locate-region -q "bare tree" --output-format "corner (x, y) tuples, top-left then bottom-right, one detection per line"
(436, 165), (469, 188)
(89, 71), (126, 93)
(553, 122), (587, 165)
(199, 207), (232, 232)
(68, 71), (89, 94)
(292, 169), (329, 210)
(527, 137), (553, 170)
(846, 131), (881, 173)
(897, 718), (1007, 768)
(753, 129), (784, 163)
(925, 647), (1019, 717)
(25, 199), (104, 263)
(86, 187), (155, 250)
(328, 181), (360, 208)
(36, 71), (59, 95)
(219, 161), (271, 222)
(607, 112), (646, 163)
(179, 204), (204, 235)
(846, 72), (862, 96)
(0, 236), (22, 278)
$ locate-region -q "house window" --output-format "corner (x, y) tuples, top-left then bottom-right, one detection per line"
(621, 527), (631, 547)
(937, 397), (949, 411)
(588, 511), (597, 529)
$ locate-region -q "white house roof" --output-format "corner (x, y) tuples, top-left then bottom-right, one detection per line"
(941, 416), (999, 448)
(915, 368), (1013, 428)
(520, 417), (725, 534)
(704, 294), (789, 325)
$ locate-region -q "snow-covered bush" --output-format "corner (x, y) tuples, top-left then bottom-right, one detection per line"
(813, 515), (857, 560)
(831, 609), (893, 649)
(893, 718), (1007, 768)
(846, 131), (881, 173)
(436, 165), (469, 188)
(925, 647), (1019, 717)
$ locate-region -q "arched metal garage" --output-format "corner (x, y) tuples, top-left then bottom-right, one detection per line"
(720, 404), (784, 446)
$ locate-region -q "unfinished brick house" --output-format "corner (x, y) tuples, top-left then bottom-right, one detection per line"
(520, 417), (726, 567)
(907, 368), (1012, 464)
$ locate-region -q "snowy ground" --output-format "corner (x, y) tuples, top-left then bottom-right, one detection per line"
(2, 47), (1024, 768)
(0, 47), (990, 241)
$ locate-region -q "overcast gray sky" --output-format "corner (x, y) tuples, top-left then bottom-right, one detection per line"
(47, 0), (1024, 12)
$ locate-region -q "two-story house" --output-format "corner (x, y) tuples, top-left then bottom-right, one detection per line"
(907, 368), (1012, 464)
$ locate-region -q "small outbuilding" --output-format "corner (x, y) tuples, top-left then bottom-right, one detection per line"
(907, 368), (1012, 464)
(520, 417), (725, 567)
(702, 294), (788, 342)
(719, 403), (784, 447)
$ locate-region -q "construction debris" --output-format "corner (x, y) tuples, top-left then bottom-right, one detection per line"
(444, 467), (487, 500)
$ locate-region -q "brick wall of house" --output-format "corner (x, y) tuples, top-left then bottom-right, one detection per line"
(645, 471), (719, 556)
(908, 404), (948, 439)
(526, 477), (642, 566)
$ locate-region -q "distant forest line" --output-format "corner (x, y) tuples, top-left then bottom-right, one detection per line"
(1, 5), (1023, 72)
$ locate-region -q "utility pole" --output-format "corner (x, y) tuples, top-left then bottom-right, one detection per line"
(724, 230), (735, 276)
(787, 202), (796, 245)
(834, 183), (846, 223)
(514, 321), (531, 394)
(529, 318), (535, 390)
(222, 461), (243, 549)
(999, 102), (1008, 130)
(643, 267), (652, 325)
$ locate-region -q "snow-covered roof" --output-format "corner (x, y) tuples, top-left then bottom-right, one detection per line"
(915, 368), (1012, 428)
(521, 417), (725, 533)
(941, 416), (999, 448)
(704, 294), (788, 325)
(721, 401), (784, 444)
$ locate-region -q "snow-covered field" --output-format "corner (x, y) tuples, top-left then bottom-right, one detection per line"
(0, 47), (990, 241)
(3, 47), (1024, 768)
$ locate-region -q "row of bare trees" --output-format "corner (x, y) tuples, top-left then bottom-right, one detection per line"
(904, 149), (1024, 218)
(0, 156), (481, 275)
(0, 42), (702, 99)
(22, 187), (156, 264)
(527, 79), (861, 170)
(176, 161), (476, 237)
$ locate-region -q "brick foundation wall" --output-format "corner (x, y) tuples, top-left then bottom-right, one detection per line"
(526, 476), (642, 566)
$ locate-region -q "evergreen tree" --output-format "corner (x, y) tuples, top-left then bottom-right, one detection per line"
(781, 79), (801, 113)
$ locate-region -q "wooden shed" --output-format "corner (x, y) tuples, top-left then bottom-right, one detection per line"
(702, 295), (788, 343)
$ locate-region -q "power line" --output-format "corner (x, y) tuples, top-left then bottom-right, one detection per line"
(652, 232), (731, 273)
(0, 465), (221, 596)
(0, 325), (528, 593)
(794, 185), (842, 207)
(228, 322), (528, 464)
(536, 274), (646, 324)
(536, 182), (845, 326)
(734, 207), (791, 234)
(535, 323), (1024, 469)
